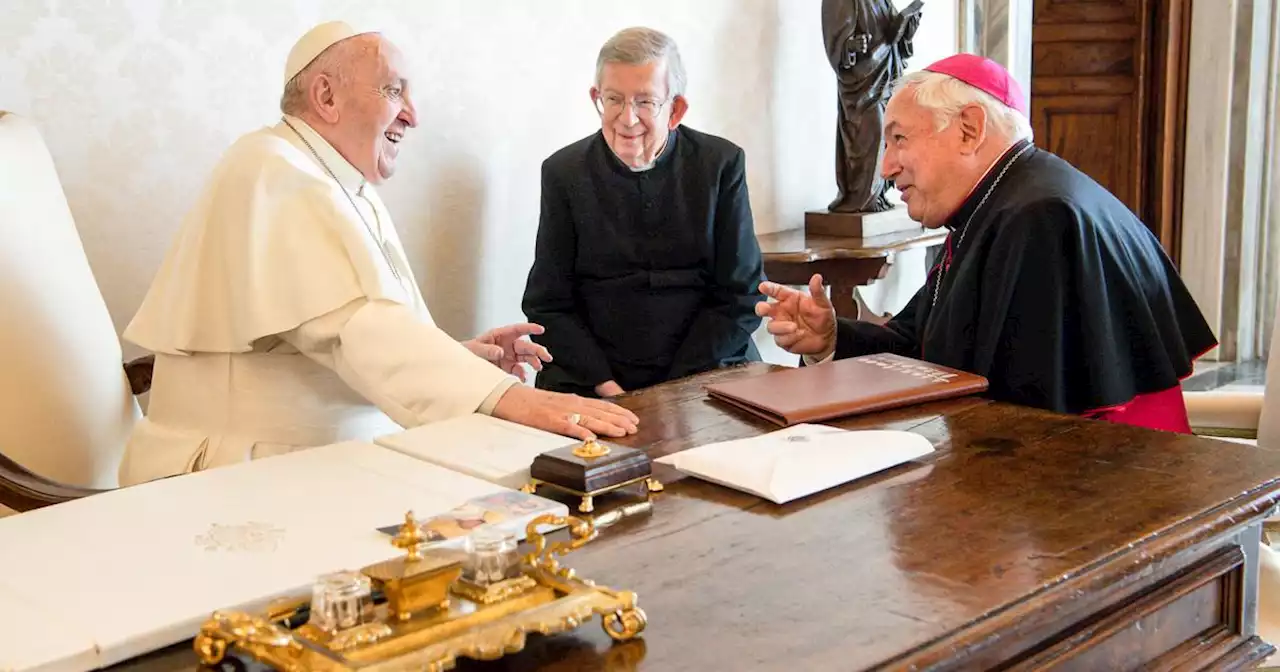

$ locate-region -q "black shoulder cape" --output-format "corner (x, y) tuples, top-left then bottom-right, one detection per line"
(834, 139), (1217, 415)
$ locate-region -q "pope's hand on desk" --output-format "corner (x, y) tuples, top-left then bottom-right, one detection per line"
(492, 384), (639, 441)
(463, 322), (553, 382)
(756, 274), (837, 356)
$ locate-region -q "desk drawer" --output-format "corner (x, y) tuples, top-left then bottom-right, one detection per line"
(1008, 545), (1272, 670)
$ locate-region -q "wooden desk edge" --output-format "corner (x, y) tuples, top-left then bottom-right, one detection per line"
(887, 478), (1280, 670)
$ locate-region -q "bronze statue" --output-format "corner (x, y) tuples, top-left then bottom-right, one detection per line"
(822, 0), (923, 213)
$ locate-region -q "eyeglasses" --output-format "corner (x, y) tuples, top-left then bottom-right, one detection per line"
(594, 93), (669, 120)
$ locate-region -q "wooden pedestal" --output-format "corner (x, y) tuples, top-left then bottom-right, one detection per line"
(527, 441), (660, 513)
(805, 207), (919, 238)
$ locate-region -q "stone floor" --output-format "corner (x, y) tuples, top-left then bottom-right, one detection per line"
(1182, 358), (1268, 394)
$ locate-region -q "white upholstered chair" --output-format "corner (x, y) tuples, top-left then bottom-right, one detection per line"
(0, 111), (150, 505)
(1183, 327), (1280, 447)
(1184, 309), (1280, 661)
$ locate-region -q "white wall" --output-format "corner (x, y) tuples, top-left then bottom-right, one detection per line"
(1, 0), (957, 357)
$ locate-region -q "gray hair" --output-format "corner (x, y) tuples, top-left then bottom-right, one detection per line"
(280, 74), (309, 116)
(595, 27), (687, 99)
(279, 44), (350, 116)
(893, 70), (1034, 143)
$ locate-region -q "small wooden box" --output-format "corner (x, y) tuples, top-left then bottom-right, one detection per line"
(805, 207), (919, 238)
(526, 441), (661, 513)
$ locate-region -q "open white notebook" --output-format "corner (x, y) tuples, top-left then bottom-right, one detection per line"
(374, 413), (572, 488)
(656, 423), (935, 504)
(0, 441), (566, 669)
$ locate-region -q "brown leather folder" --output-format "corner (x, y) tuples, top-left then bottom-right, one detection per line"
(705, 353), (989, 426)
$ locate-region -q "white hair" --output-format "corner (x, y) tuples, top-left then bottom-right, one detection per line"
(893, 70), (1033, 143)
(595, 27), (687, 98)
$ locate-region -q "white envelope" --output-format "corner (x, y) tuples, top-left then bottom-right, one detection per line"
(0, 441), (566, 668)
(375, 413), (573, 489)
(655, 424), (935, 504)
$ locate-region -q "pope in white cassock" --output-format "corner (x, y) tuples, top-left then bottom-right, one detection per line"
(118, 22), (639, 486)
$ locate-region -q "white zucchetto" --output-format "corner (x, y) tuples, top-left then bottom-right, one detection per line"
(284, 21), (375, 86)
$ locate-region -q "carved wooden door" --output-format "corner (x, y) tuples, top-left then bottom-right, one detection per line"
(1031, 0), (1191, 261)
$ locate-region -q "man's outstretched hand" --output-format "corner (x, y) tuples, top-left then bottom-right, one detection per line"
(754, 274), (838, 357)
(464, 322), (552, 382)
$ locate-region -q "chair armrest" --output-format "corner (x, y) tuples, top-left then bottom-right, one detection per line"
(124, 354), (154, 395)
(0, 450), (104, 513)
(1185, 390), (1263, 438)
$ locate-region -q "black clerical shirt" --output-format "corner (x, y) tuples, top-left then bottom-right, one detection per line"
(522, 126), (765, 395)
(834, 139), (1216, 416)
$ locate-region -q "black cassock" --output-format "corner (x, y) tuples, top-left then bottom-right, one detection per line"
(836, 139), (1217, 421)
(522, 127), (765, 396)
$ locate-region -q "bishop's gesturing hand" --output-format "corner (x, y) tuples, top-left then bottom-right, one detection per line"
(755, 274), (838, 357)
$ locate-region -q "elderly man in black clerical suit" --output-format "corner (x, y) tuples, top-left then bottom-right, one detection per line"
(757, 54), (1216, 433)
(522, 27), (765, 399)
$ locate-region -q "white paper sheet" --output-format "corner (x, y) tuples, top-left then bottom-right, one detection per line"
(0, 441), (566, 668)
(0, 582), (99, 672)
(656, 424), (935, 504)
(374, 413), (572, 488)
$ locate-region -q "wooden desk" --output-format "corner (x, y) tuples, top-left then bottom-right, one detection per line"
(110, 364), (1280, 671)
(758, 227), (947, 321)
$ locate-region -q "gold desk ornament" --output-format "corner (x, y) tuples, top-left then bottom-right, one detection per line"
(524, 439), (663, 513)
(193, 512), (647, 671)
(392, 509), (427, 560)
(573, 438), (612, 459)
(362, 512), (468, 621)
